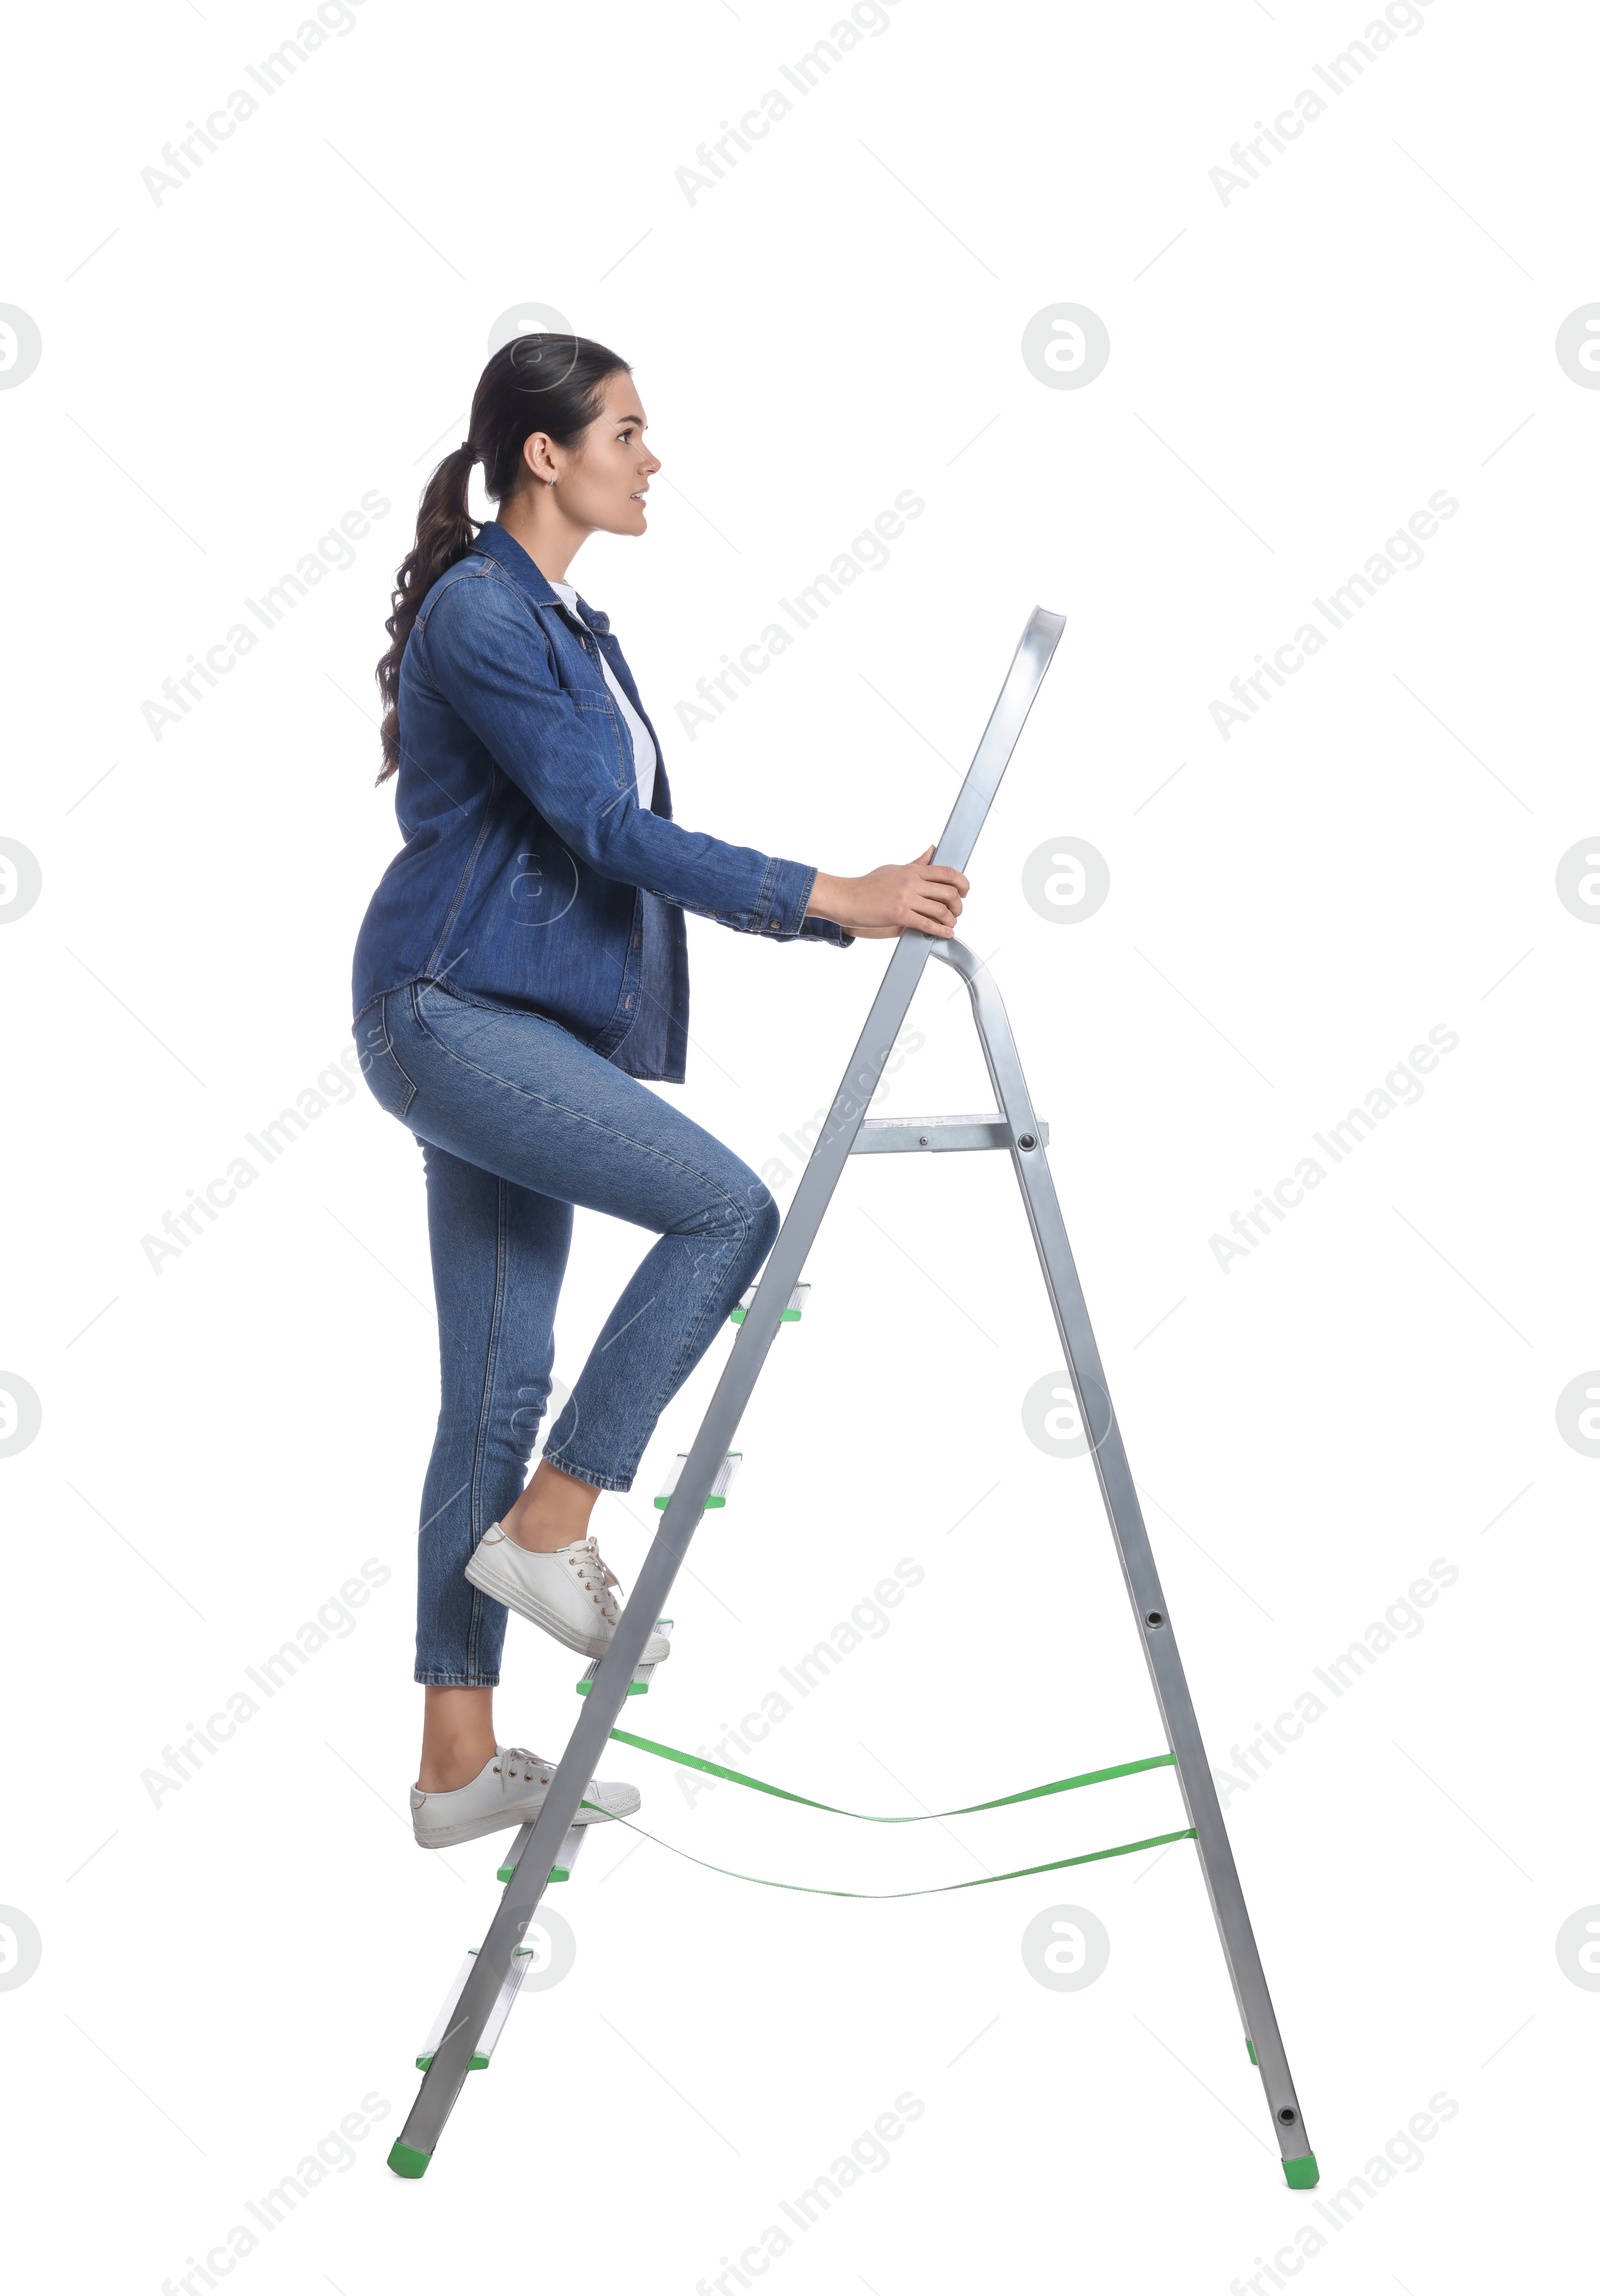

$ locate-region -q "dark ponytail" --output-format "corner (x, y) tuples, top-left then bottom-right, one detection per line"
(373, 330), (631, 782)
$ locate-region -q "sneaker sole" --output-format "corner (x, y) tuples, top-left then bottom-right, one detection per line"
(464, 1546), (669, 1664)
(572, 1791), (640, 1825)
(414, 1787), (640, 1850)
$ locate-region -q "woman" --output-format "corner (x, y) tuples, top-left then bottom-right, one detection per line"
(351, 331), (968, 1852)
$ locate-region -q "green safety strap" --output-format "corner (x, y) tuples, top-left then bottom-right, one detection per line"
(580, 1811), (1198, 1899)
(606, 1726), (1177, 1821)
(569, 1729), (1193, 1898)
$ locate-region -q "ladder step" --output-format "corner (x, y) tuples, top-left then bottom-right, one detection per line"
(729, 1279), (811, 1324)
(497, 1819), (588, 1888)
(576, 1618), (673, 1697)
(850, 1113), (1050, 1154)
(416, 1943), (534, 2072)
(655, 1451), (742, 1508)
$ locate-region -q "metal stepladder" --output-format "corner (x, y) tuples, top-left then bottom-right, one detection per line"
(389, 607), (1318, 2188)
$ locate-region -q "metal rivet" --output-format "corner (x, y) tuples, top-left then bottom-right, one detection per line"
(1146, 1610), (1164, 1627)
(1018, 1132), (1036, 1150)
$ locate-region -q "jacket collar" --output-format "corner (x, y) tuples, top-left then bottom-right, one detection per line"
(466, 520), (611, 635)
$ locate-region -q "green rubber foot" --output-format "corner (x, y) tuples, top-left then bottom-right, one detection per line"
(388, 2141), (431, 2179)
(1282, 2152), (1319, 2190)
(1246, 2039), (1257, 2065)
(414, 2052), (489, 2072)
(575, 1677), (647, 1696)
(654, 1494), (725, 1509)
(729, 1306), (800, 1323)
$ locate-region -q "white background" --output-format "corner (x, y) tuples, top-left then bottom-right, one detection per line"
(2, 0), (1594, 2288)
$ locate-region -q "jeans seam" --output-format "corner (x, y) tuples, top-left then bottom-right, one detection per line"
(586, 1205), (756, 1490)
(542, 1207), (752, 1493)
(461, 1174), (512, 1681)
(406, 993), (759, 1211)
(368, 992), (421, 1117)
(644, 1215), (752, 1459)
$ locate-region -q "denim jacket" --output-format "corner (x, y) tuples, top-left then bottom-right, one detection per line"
(350, 520), (854, 1080)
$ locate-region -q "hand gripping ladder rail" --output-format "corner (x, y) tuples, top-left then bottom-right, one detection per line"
(389, 608), (1318, 2187)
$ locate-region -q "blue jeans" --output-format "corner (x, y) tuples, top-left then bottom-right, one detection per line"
(353, 978), (781, 1686)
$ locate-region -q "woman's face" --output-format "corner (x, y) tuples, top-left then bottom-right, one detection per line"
(527, 369), (661, 536)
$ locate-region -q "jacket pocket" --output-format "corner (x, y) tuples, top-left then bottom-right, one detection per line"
(569, 688), (630, 787)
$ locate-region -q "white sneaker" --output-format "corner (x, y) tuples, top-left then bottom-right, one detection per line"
(410, 1744), (642, 1849)
(464, 1526), (671, 1665)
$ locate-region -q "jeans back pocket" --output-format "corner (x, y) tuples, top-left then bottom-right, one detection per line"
(352, 998), (419, 1121)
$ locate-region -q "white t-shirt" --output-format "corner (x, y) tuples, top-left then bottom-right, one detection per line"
(549, 579), (657, 811)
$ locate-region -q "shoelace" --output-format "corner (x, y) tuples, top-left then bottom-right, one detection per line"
(493, 1745), (602, 1807)
(492, 1745), (553, 1794)
(566, 1534), (622, 1625)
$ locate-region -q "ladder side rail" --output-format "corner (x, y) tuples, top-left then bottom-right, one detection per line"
(926, 608), (1066, 876)
(931, 937), (1313, 2173)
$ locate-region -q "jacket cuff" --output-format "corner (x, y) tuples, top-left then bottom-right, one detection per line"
(797, 913), (856, 946)
(758, 857), (827, 940)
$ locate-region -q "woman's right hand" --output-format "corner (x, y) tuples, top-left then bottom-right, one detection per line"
(806, 845), (969, 940)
